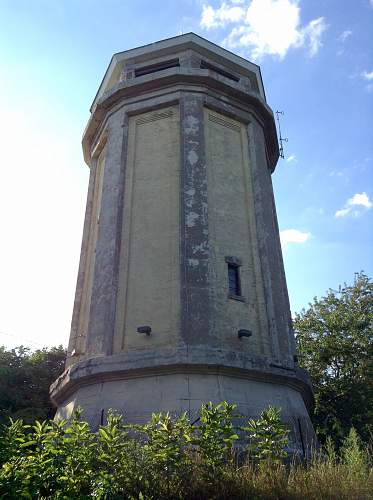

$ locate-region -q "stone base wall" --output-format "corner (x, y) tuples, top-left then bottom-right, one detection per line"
(54, 370), (315, 454)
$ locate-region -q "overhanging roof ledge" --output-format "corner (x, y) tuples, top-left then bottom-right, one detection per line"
(91, 33), (265, 112)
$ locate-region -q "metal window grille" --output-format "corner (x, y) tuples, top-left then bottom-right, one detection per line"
(228, 263), (241, 296)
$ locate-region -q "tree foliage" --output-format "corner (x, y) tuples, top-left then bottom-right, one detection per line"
(0, 345), (66, 425)
(294, 271), (373, 445)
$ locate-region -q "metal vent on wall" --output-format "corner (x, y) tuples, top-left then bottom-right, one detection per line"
(208, 113), (241, 132)
(136, 109), (174, 126)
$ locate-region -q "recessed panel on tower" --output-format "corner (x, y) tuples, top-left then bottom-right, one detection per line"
(114, 107), (180, 352)
(205, 109), (269, 356)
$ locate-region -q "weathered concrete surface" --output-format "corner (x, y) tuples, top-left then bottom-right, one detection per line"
(51, 345), (313, 406)
(53, 33), (316, 452)
(85, 109), (128, 357)
(248, 120), (296, 365)
(53, 365), (314, 453)
(66, 156), (96, 366)
(180, 93), (210, 345)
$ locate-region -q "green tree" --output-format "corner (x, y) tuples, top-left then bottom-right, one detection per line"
(0, 345), (66, 425)
(294, 272), (373, 445)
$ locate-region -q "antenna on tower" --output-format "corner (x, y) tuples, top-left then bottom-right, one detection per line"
(275, 111), (288, 159)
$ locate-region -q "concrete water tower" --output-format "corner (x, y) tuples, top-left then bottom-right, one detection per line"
(51, 33), (315, 450)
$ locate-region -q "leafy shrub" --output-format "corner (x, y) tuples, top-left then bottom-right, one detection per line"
(242, 406), (289, 465)
(139, 411), (193, 497)
(196, 402), (239, 474)
(0, 402), (372, 499)
(340, 427), (366, 472)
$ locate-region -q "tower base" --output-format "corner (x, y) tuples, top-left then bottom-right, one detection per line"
(51, 348), (316, 455)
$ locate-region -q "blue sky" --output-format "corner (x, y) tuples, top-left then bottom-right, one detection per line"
(0, 0), (372, 349)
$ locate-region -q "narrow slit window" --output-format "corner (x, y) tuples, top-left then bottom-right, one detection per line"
(228, 263), (241, 296)
(134, 58), (180, 78)
(200, 60), (240, 82)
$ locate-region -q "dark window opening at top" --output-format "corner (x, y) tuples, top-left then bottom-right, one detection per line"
(135, 58), (180, 78)
(228, 263), (241, 296)
(200, 60), (240, 82)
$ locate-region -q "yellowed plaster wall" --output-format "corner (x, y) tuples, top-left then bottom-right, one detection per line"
(205, 109), (270, 356)
(114, 106), (180, 352)
(76, 146), (106, 356)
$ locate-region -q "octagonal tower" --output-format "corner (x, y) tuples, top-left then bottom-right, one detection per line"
(51, 33), (315, 452)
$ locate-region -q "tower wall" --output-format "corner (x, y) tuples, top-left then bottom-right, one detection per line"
(52, 34), (316, 453)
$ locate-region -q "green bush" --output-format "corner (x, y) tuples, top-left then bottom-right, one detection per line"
(196, 402), (239, 473)
(242, 406), (289, 465)
(0, 402), (372, 499)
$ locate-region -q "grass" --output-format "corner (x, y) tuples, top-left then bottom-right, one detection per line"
(184, 453), (373, 500)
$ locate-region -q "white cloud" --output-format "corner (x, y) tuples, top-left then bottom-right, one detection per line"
(200, 0), (327, 60)
(335, 192), (372, 218)
(335, 208), (351, 218)
(349, 192), (373, 208)
(329, 170), (344, 177)
(280, 229), (311, 248)
(338, 29), (352, 43)
(303, 17), (327, 56)
(361, 70), (373, 81)
(286, 154), (296, 162)
(201, 3), (245, 29)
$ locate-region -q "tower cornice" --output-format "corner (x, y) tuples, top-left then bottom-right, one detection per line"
(91, 32), (266, 111)
(50, 348), (314, 411)
(82, 68), (279, 171)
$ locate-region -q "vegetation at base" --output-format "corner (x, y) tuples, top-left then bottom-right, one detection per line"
(1, 403), (372, 499)
(294, 271), (373, 446)
(0, 345), (66, 425)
